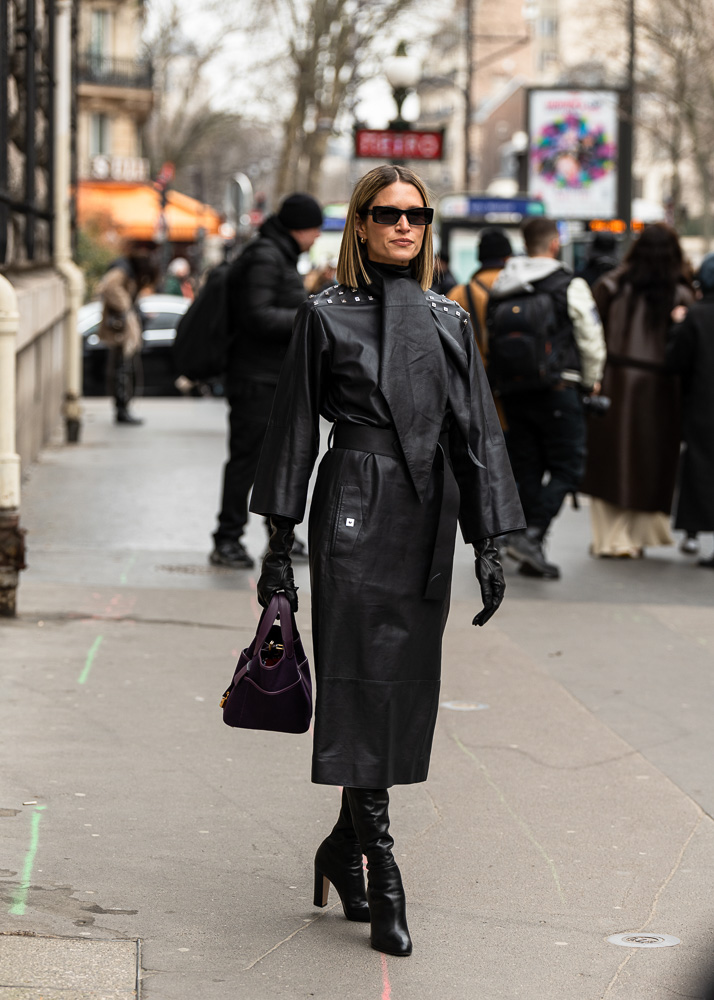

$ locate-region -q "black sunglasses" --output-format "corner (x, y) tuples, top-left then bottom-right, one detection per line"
(366, 205), (434, 226)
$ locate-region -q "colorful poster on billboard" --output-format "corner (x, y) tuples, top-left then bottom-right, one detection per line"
(527, 89), (619, 220)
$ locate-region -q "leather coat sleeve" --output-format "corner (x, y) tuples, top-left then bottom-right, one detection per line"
(449, 318), (525, 544)
(232, 244), (302, 345)
(249, 301), (330, 523)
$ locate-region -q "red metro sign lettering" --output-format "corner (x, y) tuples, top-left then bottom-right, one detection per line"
(355, 129), (444, 162)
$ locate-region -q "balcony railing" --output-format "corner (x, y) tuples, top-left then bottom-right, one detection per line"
(78, 53), (153, 90)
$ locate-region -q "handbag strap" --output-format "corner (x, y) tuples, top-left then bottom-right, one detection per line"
(251, 594), (296, 660)
(275, 594), (295, 659)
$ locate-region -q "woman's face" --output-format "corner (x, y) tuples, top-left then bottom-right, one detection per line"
(355, 181), (426, 266)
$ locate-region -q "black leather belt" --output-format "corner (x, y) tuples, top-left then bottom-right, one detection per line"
(332, 422), (401, 458)
(330, 422), (458, 602)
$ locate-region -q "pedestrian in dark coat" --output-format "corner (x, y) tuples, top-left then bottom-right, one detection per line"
(210, 194), (323, 569)
(666, 252), (714, 566)
(580, 224), (694, 557)
(576, 231), (620, 288)
(250, 165), (524, 957)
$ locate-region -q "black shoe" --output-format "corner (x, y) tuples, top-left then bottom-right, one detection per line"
(115, 408), (143, 425)
(345, 788), (412, 956)
(506, 528), (560, 579)
(698, 555), (714, 569)
(313, 789), (369, 922)
(209, 539), (254, 569)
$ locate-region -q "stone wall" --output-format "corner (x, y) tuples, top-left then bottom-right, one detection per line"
(12, 270), (68, 468)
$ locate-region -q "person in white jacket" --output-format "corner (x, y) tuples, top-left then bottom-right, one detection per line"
(490, 217), (606, 578)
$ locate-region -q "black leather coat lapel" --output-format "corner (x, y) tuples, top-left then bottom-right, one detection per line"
(379, 275), (448, 501)
(433, 316), (484, 469)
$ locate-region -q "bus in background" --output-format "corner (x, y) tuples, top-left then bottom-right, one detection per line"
(437, 194), (545, 284)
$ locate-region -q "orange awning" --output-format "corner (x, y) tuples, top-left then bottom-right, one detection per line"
(77, 180), (221, 243)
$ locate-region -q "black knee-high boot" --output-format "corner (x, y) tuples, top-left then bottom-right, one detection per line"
(313, 789), (369, 922)
(345, 787), (412, 956)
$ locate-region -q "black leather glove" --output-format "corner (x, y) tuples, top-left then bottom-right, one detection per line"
(257, 515), (299, 612)
(472, 538), (505, 627)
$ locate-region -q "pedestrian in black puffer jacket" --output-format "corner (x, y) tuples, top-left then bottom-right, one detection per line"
(210, 194), (323, 569)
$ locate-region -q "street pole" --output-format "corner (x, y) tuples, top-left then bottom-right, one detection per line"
(55, 0), (85, 444)
(464, 0), (474, 190)
(618, 0), (635, 234)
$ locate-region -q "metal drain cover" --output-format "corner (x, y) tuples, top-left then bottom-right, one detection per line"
(440, 700), (489, 712)
(608, 932), (681, 948)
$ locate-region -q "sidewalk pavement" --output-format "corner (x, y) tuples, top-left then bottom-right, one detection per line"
(2, 398), (714, 1000)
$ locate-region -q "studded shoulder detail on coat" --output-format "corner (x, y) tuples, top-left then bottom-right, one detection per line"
(425, 289), (468, 323)
(308, 285), (376, 307)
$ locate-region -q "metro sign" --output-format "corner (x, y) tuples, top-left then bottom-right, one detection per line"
(355, 128), (445, 162)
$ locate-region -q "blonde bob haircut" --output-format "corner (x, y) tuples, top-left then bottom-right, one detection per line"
(336, 164), (434, 291)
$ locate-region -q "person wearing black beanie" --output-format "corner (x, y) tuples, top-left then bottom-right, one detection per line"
(210, 192), (323, 569)
(446, 227), (513, 366)
(278, 193), (324, 231)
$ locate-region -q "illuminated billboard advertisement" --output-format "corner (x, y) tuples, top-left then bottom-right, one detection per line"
(527, 89), (619, 220)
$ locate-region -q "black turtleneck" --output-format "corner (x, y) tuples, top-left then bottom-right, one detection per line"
(367, 259), (412, 277)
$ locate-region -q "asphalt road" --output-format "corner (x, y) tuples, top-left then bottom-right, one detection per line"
(2, 397), (713, 1000)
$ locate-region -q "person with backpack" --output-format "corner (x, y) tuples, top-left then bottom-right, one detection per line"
(447, 227), (513, 365)
(488, 217), (606, 578)
(209, 193), (323, 569)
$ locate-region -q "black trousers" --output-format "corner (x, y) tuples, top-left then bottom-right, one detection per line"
(214, 379), (277, 544)
(108, 344), (137, 411)
(501, 386), (586, 533)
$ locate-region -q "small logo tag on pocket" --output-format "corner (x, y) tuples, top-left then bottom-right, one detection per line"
(345, 517), (355, 527)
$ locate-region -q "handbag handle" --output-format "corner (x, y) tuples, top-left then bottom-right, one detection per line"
(251, 593), (296, 660)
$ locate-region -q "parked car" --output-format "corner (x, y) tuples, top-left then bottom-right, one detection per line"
(81, 294), (192, 397)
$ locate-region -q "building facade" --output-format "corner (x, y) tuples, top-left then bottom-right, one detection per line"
(76, 0), (152, 183)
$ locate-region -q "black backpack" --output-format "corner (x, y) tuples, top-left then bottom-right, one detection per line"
(486, 281), (565, 394)
(172, 261), (232, 380)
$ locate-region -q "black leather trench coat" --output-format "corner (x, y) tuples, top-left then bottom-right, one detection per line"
(250, 275), (523, 788)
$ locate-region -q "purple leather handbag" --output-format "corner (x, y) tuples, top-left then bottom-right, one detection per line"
(220, 594), (312, 734)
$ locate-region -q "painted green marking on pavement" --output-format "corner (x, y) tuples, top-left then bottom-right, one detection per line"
(452, 732), (566, 904)
(120, 552), (137, 585)
(78, 635), (104, 685)
(9, 806), (47, 916)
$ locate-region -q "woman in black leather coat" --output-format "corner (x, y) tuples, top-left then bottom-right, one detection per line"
(250, 165), (524, 956)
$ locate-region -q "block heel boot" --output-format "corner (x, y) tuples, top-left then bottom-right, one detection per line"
(313, 789), (369, 922)
(345, 787), (412, 956)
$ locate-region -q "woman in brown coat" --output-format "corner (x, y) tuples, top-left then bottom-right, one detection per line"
(96, 246), (157, 424)
(580, 224), (693, 556)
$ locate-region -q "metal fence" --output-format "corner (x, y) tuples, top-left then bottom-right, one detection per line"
(0, 0), (56, 266)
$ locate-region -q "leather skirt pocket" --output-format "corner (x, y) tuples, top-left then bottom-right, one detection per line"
(329, 484), (363, 558)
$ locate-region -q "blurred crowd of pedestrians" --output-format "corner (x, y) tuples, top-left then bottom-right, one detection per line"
(443, 219), (714, 578)
(91, 193), (714, 577)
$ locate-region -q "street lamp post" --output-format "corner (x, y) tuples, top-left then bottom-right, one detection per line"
(384, 42), (421, 135)
(619, 0), (636, 234)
